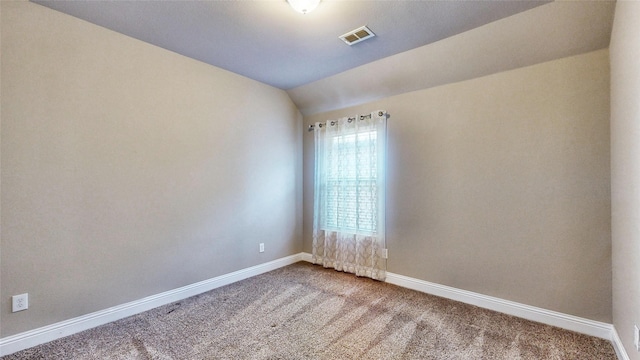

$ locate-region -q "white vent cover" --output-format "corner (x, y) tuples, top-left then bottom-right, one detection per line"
(339, 25), (375, 46)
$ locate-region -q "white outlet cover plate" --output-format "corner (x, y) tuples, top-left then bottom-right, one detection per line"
(634, 325), (640, 351)
(12, 293), (29, 312)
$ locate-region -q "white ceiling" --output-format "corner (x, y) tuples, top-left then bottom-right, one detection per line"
(32, 0), (615, 116)
(289, 1), (616, 115)
(33, 0), (548, 90)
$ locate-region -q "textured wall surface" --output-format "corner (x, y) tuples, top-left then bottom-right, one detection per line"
(304, 50), (611, 322)
(1, 1), (302, 337)
(610, 2), (640, 359)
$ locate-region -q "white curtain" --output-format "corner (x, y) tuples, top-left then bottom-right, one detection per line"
(312, 110), (387, 281)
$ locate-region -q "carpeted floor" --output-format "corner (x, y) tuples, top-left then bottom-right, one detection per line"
(2, 262), (617, 359)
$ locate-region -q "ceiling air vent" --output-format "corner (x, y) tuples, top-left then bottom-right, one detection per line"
(339, 25), (375, 46)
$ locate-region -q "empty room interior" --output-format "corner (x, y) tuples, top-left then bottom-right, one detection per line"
(1, 0), (639, 358)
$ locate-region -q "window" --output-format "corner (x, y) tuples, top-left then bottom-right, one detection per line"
(324, 130), (378, 234)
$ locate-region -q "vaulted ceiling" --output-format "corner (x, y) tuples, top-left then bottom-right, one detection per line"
(32, 0), (616, 116)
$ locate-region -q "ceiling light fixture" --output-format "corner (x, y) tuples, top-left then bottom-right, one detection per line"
(287, 0), (320, 14)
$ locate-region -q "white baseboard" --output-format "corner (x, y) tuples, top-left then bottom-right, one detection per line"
(385, 271), (614, 339)
(301, 252), (620, 348)
(0, 253), (303, 356)
(300, 252), (313, 263)
(3, 252), (628, 359)
(611, 327), (631, 360)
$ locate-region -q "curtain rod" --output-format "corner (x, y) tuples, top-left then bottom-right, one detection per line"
(307, 112), (389, 132)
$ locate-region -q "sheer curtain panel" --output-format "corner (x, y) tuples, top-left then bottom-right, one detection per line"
(312, 110), (387, 281)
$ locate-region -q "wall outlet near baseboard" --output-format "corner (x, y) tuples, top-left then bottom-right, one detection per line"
(634, 325), (640, 351)
(259, 243), (264, 253)
(12, 293), (29, 312)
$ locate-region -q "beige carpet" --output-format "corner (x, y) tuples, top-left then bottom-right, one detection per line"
(2, 262), (616, 359)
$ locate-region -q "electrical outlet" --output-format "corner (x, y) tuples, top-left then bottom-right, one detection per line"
(382, 249), (388, 259)
(259, 243), (265, 253)
(634, 325), (640, 351)
(12, 293), (28, 312)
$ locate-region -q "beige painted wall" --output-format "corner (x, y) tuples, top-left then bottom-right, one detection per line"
(1, 1), (302, 337)
(303, 49), (611, 322)
(610, 2), (640, 358)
